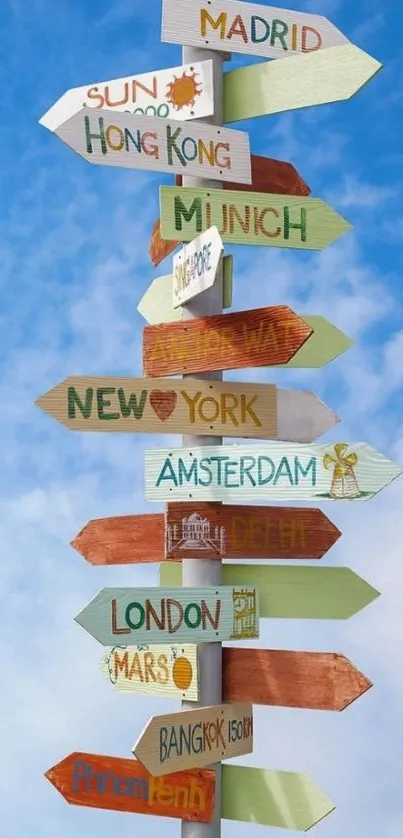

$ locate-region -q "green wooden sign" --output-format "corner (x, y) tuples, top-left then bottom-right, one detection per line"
(160, 186), (351, 251)
(75, 586), (260, 645)
(159, 564), (380, 620)
(277, 315), (353, 367)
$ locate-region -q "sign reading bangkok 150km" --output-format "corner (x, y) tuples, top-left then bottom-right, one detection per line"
(50, 109), (252, 184)
(173, 226), (224, 307)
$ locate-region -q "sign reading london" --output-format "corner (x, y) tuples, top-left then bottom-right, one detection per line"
(50, 109), (252, 183)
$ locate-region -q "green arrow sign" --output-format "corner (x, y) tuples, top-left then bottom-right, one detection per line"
(159, 564), (380, 619)
(280, 315), (353, 367)
(160, 186), (351, 251)
(224, 44), (382, 123)
(222, 765), (335, 830)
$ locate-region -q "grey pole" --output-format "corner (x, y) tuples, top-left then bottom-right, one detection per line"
(180, 44), (225, 838)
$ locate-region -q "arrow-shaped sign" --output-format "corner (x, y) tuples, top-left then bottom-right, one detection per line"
(224, 44), (382, 123)
(149, 219), (179, 268)
(277, 315), (353, 367)
(100, 644), (200, 700)
(160, 186), (352, 250)
(138, 256), (233, 323)
(222, 648), (372, 710)
(159, 563), (380, 620)
(72, 504), (341, 566)
(143, 305), (313, 377)
(162, 0), (350, 61)
(133, 702), (253, 776)
(45, 752), (215, 822)
(145, 441), (402, 503)
(173, 226), (224, 307)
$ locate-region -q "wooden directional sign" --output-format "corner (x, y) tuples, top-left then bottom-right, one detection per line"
(222, 648), (372, 711)
(160, 186), (352, 250)
(162, 0), (349, 61)
(145, 441), (402, 503)
(39, 60), (215, 131)
(277, 315), (353, 368)
(100, 644), (199, 700)
(173, 226), (223, 308)
(72, 504), (341, 566)
(149, 219), (179, 268)
(133, 702), (253, 776)
(75, 586), (259, 646)
(45, 752), (215, 822)
(176, 152), (312, 195)
(224, 44), (382, 123)
(159, 563), (380, 620)
(52, 108), (251, 184)
(165, 503), (341, 560)
(222, 765), (335, 830)
(138, 256), (233, 324)
(35, 376), (336, 441)
(143, 306), (313, 377)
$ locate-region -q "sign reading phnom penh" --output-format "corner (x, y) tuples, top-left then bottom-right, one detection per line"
(51, 109), (252, 183)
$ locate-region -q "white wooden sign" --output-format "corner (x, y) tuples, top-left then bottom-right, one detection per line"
(52, 108), (252, 184)
(100, 644), (200, 700)
(162, 0), (349, 61)
(39, 60), (214, 131)
(173, 226), (224, 307)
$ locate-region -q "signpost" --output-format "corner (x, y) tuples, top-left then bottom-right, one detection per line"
(160, 186), (352, 250)
(161, 0), (350, 60)
(45, 752), (215, 822)
(51, 109), (252, 184)
(71, 512), (165, 565)
(173, 226), (224, 308)
(222, 648), (372, 710)
(133, 702), (253, 775)
(224, 44), (382, 123)
(39, 60), (215, 131)
(159, 563), (380, 620)
(100, 644), (199, 700)
(176, 152), (312, 195)
(143, 305), (313, 377)
(74, 586), (259, 645)
(138, 256), (233, 323)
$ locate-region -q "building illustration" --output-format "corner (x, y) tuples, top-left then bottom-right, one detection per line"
(231, 589), (258, 639)
(166, 512), (226, 554)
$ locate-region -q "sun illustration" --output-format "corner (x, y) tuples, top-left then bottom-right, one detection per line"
(166, 69), (203, 111)
(172, 655), (193, 691)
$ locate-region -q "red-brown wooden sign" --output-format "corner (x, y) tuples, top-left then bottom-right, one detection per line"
(149, 219), (179, 267)
(143, 305), (313, 377)
(71, 513), (164, 565)
(176, 154), (311, 196)
(45, 752), (215, 822)
(222, 648), (372, 711)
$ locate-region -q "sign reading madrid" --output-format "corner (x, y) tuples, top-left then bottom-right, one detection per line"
(52, 109), (252, 183)
(173, 226), (223, 307)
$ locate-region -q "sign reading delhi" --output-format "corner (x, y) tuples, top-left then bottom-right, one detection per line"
(75, 587), (260, 646)
(162, 0), (349, 60)
(100, 644), (199, 701)
(39, 59), (215, 131)
(52, 109), (251, 183)
(145, 441), (403, 502)
(173, 226), (223, 307)
(133, 702), (253, 776)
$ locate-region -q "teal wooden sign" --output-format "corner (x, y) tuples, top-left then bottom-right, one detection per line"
(144, 441), (402, 502)
(75, 587), (260, 646)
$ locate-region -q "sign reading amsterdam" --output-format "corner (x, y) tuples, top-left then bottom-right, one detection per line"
(52, 109), (252, 183)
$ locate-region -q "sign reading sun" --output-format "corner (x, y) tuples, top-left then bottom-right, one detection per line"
(166, 69), (203, 111)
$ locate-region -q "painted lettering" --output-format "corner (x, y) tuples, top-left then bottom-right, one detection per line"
(155, 455), (318, 490)
(68, 386), (93, 419)
(198, 9), (323, 53)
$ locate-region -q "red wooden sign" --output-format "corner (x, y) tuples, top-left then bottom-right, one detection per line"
(143, 305), (313, 377)
(222, 648), (372, 711)
(149, 219), (179, 267)
(176, 154), (311, 196)
(71, 513), (164, 565)
(45, 752), (215, 822)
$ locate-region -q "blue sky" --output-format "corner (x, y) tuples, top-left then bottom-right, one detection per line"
(2, 0), (403, 835)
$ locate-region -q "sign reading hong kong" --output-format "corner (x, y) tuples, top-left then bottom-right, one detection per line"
(52, 109), (252, 183)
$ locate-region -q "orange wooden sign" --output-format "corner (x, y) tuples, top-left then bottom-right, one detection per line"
(176, 154), (311, 196)
(149, 218), (179, 267)
(45, 752), (215, 822)
(71, 513), (164, 565)
(143, 305), (313, 377)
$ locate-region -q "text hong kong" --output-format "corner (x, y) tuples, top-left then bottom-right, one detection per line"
(156, 453), (317, 489)
(159, 714), (253, 764)
(84, 114), (233, 172)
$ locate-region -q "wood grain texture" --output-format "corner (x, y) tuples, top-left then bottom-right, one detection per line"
(74, 586), (260, 645)
(162, 0), (349, 60)
(149, 219), (179, 267)
(100, 644), (199, 700)
(145, 441), (403, 502)
(55, 108), (252, 183)
(159, 563), (380, 620)
(222, 648), (372, 710)
(143, 305), (313, 377)
(221, 764), (335, 829)
(224, 44), (382, 123)
(71, 513), (164, 565)
(138, 256), (233, 324)
(165, 503), (341, 560)
(133, 702), (253, 775)
(45, 752), (215, 822)
(175, 153), (311, 195)
(160, 186), (352, 250)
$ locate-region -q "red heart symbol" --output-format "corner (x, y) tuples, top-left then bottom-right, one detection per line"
(150, 390), (177, 421)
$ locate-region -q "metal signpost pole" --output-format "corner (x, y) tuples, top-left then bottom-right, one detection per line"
(180, 43), (225, 838)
